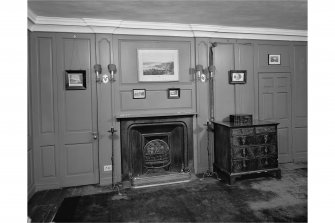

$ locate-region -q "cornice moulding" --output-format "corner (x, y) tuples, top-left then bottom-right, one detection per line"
(27, 8), (37, 23)
(27, 15), (307, 41)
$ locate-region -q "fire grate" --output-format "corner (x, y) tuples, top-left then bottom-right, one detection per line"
(143, 139), (171, 169)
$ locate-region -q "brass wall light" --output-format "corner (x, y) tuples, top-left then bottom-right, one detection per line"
(94, 64), (117, 84)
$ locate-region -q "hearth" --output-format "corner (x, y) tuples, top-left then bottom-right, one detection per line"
(120, 115), (193, 183)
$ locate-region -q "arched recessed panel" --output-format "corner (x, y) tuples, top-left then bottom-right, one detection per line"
(98, 38), (112, 67)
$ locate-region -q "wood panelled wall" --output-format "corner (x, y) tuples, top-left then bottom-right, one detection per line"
(28, 32), (307, 195)
(30, 33), (59, 194)
(28, 31), (34, 199)
(292, 44), (307, 161)
(195, 38), (307, 172)
(112, 35), (196, 117)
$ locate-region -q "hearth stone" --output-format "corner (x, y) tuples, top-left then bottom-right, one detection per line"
(132, 172), (192, 188)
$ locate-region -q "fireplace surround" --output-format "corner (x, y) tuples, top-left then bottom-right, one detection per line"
(120, 115), (194, 181)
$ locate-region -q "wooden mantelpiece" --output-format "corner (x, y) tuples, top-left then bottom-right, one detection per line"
(116, 112), (197, 119)
(120, 115), (194, 182)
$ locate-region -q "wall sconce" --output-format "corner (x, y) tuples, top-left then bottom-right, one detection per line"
(107, 64), (117, 82)
(208, 65), (215, 79)
(195, 64), (203, 81)
(94, 64), (117, 84)
(94, 64), (104, 83)
(195, 64), (209, 83)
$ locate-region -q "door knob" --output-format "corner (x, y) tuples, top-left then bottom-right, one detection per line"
(92, 132), (98, 140)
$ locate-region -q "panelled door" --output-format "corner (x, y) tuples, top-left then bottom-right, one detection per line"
(258, 73), (292, 163)
(56, 33), (99, 187)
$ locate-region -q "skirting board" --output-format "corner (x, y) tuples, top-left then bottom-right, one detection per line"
(28, 184), (36, 200)
(99, 177), (119, 186)
(34, 183), (61, 192)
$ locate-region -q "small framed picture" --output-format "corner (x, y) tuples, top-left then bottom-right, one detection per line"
(229, 70), (247, 84)
(133, 89), (146, 99)
(268, 54), (281, 65)
(65, 70), (86, 90)
(168, 88), (180, 99)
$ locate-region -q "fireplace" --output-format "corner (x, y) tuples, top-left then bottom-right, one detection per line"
(120, 115), (193, 182)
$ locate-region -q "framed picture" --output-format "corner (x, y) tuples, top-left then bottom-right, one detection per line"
(168, 88), (180, 99)
(65, 70), (86, 90)
(268, 54), (281, 65)
(137, 49), (179, 82)
(133, 89), (146, 99)
(229, 70), (247, 84)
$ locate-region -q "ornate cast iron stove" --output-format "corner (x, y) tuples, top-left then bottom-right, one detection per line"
(143, 139), (171, 169)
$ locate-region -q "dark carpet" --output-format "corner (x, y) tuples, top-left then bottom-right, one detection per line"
(53, 171), (307, 222)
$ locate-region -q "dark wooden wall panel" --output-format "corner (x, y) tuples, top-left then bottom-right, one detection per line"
(31, 32), (60, 190)
(38, 38), (55, 134)
(97, 37), (112, 67)
(195, 39), (210, 173)
(196, 39), (256, 173)
(28, 149), (34, 197)
(293, 128), (307, 153)
(65, 91), (93, 132)
(120, 89), (192, 111)
(213, 43), (235, 121)
(113, 35), (196, 117)
(28, 31), (35, 198)
(292, 44), (307, 161)
(120, 40), (192, 84)
(41, 145), (56, 177)
(66, 144), (94, 175)
(235, 43), (255, 115)
(95, 34), (121, 184)
(29, 31), (308, 195)
(258, 73), (292, 163)
(56, 33), (99, 187)
(258, 43), (290, 71)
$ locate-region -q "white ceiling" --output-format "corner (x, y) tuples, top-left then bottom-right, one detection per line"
(28, 0), (307, 31)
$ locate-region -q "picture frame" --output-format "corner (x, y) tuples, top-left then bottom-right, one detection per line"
(229, 70), (247, 84)
(167, 88), (180, 99)
(133, 89), (146, 99)
(137, 49), (179, 82)
(268, 54), (281, 65)
(65, 70), (86, 90)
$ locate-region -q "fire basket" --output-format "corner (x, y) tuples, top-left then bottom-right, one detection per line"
(143, 139), (171, 169)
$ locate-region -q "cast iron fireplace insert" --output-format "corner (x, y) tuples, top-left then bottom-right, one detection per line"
(120, 115), (194, 181)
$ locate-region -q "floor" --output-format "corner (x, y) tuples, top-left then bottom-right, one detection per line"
(28, 162), (307, 222)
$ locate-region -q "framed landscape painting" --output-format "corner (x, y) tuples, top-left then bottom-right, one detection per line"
(65, 70), (86, 90)
(137, 49), (179, 82)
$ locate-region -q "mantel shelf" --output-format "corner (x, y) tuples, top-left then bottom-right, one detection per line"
(116, 112), (197, 119)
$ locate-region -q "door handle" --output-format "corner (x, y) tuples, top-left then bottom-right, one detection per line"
(92, 132), (98, 140)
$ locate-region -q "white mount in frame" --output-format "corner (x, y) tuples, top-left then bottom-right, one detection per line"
(137, 49), (179, 82)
